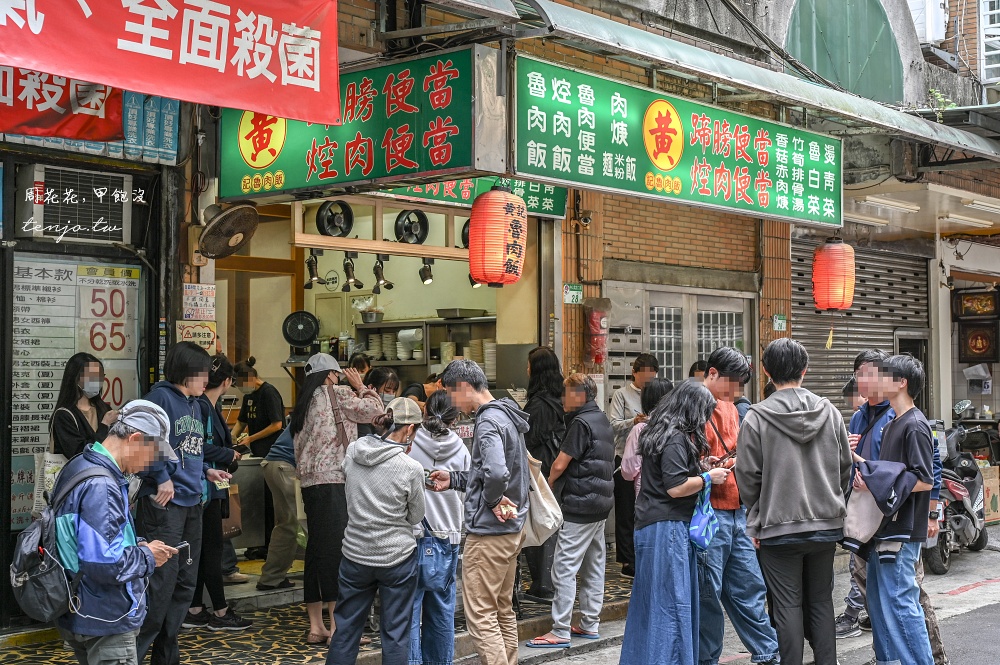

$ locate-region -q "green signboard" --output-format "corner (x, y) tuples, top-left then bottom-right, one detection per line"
(387, 177), (567, 218)
(220, 49), (477, 199)
(514, 57), (842, 226)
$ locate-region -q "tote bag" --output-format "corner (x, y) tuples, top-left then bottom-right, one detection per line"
(522, 453), (563, 548)
(32, 408), (75, 515)
(416, 519), (453, 591)
(689, 473), (720, 550)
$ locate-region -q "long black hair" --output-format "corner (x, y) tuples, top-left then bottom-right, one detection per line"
(638, 380), (716, 463)
(640, 378), (674, 415)
(55, 352), (107, 412)
(527, 346), (563, 399)
(423, 390), (460, 438)
(288, 370), (334, 436)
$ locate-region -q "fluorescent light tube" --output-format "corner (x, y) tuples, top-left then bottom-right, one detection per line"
(939, 214), (994, 229)
(856, 196), (920, 213)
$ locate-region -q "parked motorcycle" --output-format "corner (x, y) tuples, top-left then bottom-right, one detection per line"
(923, 400), (989, 575)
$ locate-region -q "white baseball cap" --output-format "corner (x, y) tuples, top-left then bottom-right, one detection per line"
(305, 353), (342, 375)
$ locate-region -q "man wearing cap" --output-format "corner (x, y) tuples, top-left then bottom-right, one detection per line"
(52, 400), (180, 665)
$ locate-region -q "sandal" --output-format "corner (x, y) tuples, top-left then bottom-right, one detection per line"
(306, 632), (328, 645)
(526, 634), (570, 649)
(571, 626), (600, 640)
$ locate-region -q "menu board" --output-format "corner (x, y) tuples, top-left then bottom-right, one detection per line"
(10, 256), (141, 530)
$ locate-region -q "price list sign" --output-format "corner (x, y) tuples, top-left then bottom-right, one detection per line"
(10, 257), (141, 530)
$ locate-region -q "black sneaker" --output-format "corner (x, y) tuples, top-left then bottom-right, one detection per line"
(182, 609), (211, 629)
(256, 578), (295, 591)
(621, 564), (635, 578)
(835, 613), (861, 639)
(858, 611), (872, 632)
(208, 609), (253, 631)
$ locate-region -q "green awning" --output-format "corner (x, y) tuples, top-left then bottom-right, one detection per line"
(519, 0), (1000, 162)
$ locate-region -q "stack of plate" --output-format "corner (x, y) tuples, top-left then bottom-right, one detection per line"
(396, 342), (412, 361)
(412, 349), (425, 362)
(367, 334), (383, 360)
(484, 341), (497, 382)
(467, 339), (485, 364)
(382, 332), (398, 360)
(441, 342), (457, 365)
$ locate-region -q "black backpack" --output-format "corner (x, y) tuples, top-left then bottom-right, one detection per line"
(9, 464), (115, 622)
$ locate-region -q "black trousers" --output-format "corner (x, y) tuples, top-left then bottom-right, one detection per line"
(523, 533), (557, 595)
(135, 499), (203, 665)
(326, 551), (418, 665)
(757, 541), (838, 665)
(302, 483), (348, 604)
(613, 457), (635, 568)
(193, 499), (228, 611)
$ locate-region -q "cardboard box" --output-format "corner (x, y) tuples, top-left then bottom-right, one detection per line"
(984, 477), (1000, 524)
(982, 465), (1000, 483)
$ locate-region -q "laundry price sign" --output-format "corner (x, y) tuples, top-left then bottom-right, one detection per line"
(10, 258), (141, 530)
(514, 57), (842, 226)
(220, 47), (477, 199)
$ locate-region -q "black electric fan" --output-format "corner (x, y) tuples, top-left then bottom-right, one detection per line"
(198, 203), (259, 258)
(282, 310), (321, 362)
(394, 209), (430, 244)
(316, 200), (354, 237)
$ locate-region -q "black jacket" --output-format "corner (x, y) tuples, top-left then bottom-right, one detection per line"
(555, 400), (615, 523)
(199, 395), (239, 502)
(51, 401), (111, 458)
(524, 391), (566, 476)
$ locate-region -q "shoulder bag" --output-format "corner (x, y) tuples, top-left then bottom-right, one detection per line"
(416, 518), (453, 591)
(522, 453), (563, 548)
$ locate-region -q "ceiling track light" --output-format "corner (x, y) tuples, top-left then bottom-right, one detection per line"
(939, 214), (993, 229)
(963, 199), (1000, 215)
(342, 251), (364, 291)
(419, 258), (435, 285)
(855, 196), (920, 214)
(373, 254), (393, 295)
(469, 273), (483, 288)
(303, 252), (327, 289)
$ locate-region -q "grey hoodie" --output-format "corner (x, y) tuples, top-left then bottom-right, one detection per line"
(450, 398), (531, 536)
(409, 428), (471, 544)
(342, 435), (425, 567)
(736, 387), (853, 541)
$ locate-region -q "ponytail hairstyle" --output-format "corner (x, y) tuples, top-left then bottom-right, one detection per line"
(638, 380), (715, 464)
(371, 410), (396, 436)
(208, 353), (234, 389)
(423, 390), (460, 438)
(234, 356), (258, 381)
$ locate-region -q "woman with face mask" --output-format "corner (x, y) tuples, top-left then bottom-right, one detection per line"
(50, 353), (118, 458)
(356, 367), (400, 438)
(291, 353), (384, 645)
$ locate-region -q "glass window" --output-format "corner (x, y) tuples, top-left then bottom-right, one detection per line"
(697, 310), (744, 360)
(983, 2), (1000, 82)
(649, 306), (683, 382)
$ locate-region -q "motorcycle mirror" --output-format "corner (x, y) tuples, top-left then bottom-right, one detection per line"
(954, 400), (972, 415)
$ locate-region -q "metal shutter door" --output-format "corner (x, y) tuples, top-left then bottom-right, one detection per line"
(791, 239), (928, 418)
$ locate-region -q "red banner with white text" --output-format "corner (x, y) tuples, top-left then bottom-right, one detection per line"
(0, 68), (124, 140)
(0, 0), (341, 126)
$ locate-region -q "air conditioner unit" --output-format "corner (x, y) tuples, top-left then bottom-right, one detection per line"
(15, 164), (133, 245)
(909, 0), (947, 45)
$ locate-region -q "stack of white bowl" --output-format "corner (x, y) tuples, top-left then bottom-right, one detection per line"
(382, 332), (398, 360)
(367, 334), (383, 360)
(467, 339), (485, 365)
(441, 342), (457, 365)
(412, 349), (425, 362)
(396, 341), (412, 361)
(484, 341), (497, 383)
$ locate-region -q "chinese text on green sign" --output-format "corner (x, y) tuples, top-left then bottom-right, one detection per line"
(514, 57), (842, 226)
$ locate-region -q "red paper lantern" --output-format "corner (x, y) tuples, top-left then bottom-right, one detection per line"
(812, 237), (856, 310)
(468, 186), (527, 287)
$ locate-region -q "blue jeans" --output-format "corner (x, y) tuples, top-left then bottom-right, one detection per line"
(697, 508), (779, 665)
(409, 543), (460, 665)
(867, 542), (933, 665)
(327, 551), (419, 665)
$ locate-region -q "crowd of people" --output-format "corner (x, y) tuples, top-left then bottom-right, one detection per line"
(41, 334), (947, 665)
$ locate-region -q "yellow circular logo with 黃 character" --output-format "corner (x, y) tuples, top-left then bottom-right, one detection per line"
(238, 111), (287, 170)
(642, 100), (684, 172)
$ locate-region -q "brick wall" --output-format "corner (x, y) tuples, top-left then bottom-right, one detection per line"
(944, 0), (980, 78)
